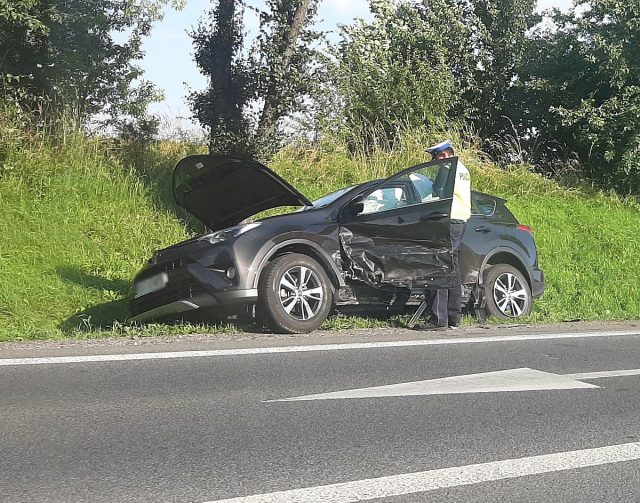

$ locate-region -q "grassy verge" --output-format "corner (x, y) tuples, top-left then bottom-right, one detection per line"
(1, 122), (639, 341)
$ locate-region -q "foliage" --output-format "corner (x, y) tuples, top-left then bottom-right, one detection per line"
(191, 0), (321, 160)
(457, 0), (539, 138)
(0, 0), (45, 31)
(498, 0), (640, 193)
(329, 0), (538, 152)
(252, 0), (321, 158)
(554, 0), (640, 193)
(0, 0), (178, 127)
(331, 0), (454, 151)
(189, 0), (253, 158)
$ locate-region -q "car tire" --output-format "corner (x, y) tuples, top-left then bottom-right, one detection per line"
(484, 264), (532, 319)
(258, 253), (333, 334)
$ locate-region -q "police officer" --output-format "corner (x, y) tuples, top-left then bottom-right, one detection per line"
(416, 140), (471, 330)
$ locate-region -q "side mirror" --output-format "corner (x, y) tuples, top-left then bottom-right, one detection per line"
(349, 195), (364, 216)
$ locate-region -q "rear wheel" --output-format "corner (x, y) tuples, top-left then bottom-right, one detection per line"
(484, 264), (532, 319)
(257, 253), (333, 334)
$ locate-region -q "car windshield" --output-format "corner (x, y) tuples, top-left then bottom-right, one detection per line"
(302, 186), (356, 210)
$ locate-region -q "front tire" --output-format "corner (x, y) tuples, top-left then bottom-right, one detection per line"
(484, 264), (532, 319)
(257, 253), (333, 334)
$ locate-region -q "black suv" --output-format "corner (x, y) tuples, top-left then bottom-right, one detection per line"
(130, 156), (544, 333)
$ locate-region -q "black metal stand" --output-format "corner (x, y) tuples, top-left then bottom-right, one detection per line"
(407, 300), (428, 329)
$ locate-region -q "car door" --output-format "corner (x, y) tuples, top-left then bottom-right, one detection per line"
(338, 158), (459, 290)
(459, 192), (500, 286)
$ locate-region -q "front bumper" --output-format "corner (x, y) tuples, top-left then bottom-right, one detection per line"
(129, 260), (258, 323)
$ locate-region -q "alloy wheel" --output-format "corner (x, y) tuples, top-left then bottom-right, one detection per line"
(278, 266), (324, 321)
(492, 272), (529, 318)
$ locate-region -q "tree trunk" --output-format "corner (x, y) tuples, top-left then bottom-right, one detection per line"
(256, 0), (312, 148)
(209, 0), (239, 152)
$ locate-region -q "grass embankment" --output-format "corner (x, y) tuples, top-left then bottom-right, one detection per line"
(1, 126), (639, 341)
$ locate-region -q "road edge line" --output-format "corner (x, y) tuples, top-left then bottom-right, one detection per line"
(1, 330), (639, 367)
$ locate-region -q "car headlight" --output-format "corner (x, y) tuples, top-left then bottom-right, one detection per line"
(199, 222), (262, 245)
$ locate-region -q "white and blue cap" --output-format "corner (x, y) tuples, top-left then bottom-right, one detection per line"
(425, 139), (454, 157)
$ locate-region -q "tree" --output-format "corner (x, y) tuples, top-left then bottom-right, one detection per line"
(458, 0), (539, 138)
(190, 0), (252, 157)
(0, 0), (176, 128)
(328, 0), (537, 151)
(191, 0), (321, 160)
(0, 0), (50, 108)
(331, 0), (456, 151)
(512, 0), (640, 192)
(254, 0), (318, 153)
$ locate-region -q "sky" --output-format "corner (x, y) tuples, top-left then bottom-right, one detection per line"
(140, 0), (572, 129)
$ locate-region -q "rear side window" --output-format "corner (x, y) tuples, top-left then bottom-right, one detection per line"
(493, 202), (518, 223)
(471, 193), (497, 217)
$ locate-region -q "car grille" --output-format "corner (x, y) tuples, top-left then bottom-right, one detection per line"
(131, 268), (206, 317)
(137, 258), (193, 281)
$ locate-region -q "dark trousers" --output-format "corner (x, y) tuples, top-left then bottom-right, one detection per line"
(430, 222), (466, 327)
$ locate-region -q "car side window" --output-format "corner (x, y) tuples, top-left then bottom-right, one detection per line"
(471, 193), (497, 217)
(362, 186), (411, 215)
(359, 161), (455, 216)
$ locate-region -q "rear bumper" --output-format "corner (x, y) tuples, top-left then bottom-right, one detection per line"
(129, 262), (258, 323)
(531, 267), (545, 299)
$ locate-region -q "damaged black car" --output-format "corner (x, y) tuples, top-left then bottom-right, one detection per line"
(130, 155), (545, 333)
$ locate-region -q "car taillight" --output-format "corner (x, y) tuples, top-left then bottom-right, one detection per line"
(517, 225), (533, 234)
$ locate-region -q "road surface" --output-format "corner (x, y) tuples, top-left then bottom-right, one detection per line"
(1, 322), (640, 502)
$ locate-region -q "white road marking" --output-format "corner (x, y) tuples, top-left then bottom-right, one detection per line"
(203, 441), (640, 503)
(0, 330), (639, 367)
(269, 368), (600, 402)
(271, 366), (640, 402)
(565, 369), (640, 380)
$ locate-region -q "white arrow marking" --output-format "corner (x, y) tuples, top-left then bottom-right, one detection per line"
(269, 367), (640, 402)
(203, 441), (640, 503)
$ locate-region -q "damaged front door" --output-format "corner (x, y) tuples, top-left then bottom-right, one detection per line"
(338, 158), (459, 291)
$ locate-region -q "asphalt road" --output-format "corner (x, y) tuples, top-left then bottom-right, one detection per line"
(2, 324), (640, 502)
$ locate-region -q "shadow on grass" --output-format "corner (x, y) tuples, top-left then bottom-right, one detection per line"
(56, 266), (232, 335)
(56, 266), (131, 334)
(122, 142), (206, 235)
(138, 169), (204, 234)
(57, 266), (130, 295)
(59, 298), (131, 334)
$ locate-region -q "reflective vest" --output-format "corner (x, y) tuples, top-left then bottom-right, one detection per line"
(451, 160), (471, 222)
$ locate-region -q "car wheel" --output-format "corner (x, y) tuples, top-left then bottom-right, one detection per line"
(484, 264), (532, 319)
(258, 253), (333, 334)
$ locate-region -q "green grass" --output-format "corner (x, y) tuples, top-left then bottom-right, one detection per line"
(1, 121), (639, 341)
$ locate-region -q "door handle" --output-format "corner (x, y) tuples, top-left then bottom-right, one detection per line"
(420, 212), (449, 222)
(475, 226), (492, 234)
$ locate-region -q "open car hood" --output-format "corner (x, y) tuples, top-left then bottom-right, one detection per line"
(173, 155), (313, 232)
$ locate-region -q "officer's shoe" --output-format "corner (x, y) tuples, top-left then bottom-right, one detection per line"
(412, 321), (448, 331)
(448, 319), (462, 331)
